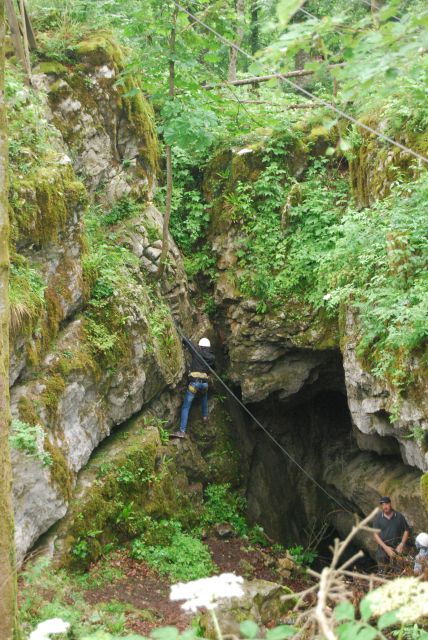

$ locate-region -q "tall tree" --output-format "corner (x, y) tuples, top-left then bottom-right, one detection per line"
(0, 1), (19, 637)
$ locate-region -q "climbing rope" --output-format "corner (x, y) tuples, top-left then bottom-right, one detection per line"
(174, 323), (352, 514)
(172, 0), (428, 166)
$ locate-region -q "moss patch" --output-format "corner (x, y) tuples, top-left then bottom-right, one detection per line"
(60, 425), (199, 570)
(73, 30), (125, 68)
(10, 164), (87, 248)
(44, 439), (73, 502)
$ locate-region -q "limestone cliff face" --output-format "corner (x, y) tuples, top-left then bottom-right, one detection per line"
(201, 136), (428, 544)
(9, 33), (193, 562)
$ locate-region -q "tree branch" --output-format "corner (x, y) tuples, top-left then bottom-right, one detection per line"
(202, 63), (345, 90)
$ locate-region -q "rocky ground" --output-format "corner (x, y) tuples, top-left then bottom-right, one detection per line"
(71, 538), (310, 636)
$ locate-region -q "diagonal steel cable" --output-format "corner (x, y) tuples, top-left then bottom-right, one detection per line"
(172, 0), (428, 165)
(174, 324), (352, 513)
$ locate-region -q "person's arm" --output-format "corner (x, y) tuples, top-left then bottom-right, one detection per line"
(373, 532), (396, 558)
(181, 336), (195, 352)
(396, 528), (410, 553)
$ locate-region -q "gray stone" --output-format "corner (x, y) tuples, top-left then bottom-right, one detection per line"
(199, 579), (295, 639)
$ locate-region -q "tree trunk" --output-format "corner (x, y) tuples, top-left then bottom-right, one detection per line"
(228, 0), (245, 82)
(156, 6), (178, 280)
(250, 0), (259, 55)
(0, 2), (20, 638)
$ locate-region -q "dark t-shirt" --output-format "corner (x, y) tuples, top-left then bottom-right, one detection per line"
(182, 337), (215, 374)
(373, 510), (409, 548)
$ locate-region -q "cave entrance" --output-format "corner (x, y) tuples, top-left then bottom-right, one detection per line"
(241, 389), (354, 547)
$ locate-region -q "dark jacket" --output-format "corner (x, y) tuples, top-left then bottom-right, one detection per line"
(183, 337), (215, 375)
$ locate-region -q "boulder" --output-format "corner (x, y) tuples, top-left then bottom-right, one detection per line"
(199, 579), (295, 639)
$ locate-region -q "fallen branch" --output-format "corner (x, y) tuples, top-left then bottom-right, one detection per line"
(202, 63), (345, 90)
(227, 99), (318, 108)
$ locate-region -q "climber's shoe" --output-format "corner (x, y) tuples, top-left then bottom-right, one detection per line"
(171, 431), (186, 439)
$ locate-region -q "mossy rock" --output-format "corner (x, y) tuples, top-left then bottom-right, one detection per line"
(73, 30), (125, 68)
(56, 423), (201, 570)
(187, 398), (242, 486)
(10, 163), (87, 248)
(37, 61), (69, 75)
(199, 579), (296, 639)
(42, 30), (160, 187)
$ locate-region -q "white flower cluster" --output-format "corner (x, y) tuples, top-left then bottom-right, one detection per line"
(170, 573), (244, 612)
(365, 577), (428, 624)
(29, 618), (70, 640)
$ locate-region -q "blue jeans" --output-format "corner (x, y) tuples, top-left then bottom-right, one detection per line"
(180, 380), (209, 432)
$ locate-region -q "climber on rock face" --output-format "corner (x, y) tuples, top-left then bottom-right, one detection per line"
(372, 496), (410, 572)
(171, 335), (215, 439)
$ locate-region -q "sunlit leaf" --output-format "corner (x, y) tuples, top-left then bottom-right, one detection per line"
(377, 611), (398, 630)
(277, 0), (306, 26)
(239, 620), (259, 638)
(266, 625), (297, 640)
(334, 601), (355, 622)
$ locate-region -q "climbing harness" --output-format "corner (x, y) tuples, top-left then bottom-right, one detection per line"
(174, 323), (351, 514)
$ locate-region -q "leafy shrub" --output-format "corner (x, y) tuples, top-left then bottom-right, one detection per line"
(317, 175), (428, 389)
(10, 419), (52, 467)
(131, 529), (215, 581)
(201, 483), (248, 536)
(288, 545), (318, 567)
(101, 197), (142, 226)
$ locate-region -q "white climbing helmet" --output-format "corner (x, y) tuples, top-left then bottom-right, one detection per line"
(198, 337), (211, 348)
(416, 532), (428, 548)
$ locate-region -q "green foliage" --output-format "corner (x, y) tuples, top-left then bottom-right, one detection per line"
(334, 599), (399, 640)
(240, 621), (296, 640)
(201, 483), (249, 536)
(81, 204), (143, 364)
(131, 526), (215, 581)
(287, 545), (318, 567)
(6, 67), (60, 175)
(160, 97), (219, 155)
(9, 258), (46, 336)
(9, 419), (52, 467)
(19, 556), (139, 639)
(317, 175), (428, 388)
(101, 197), (142, 226)
(233, 142), (347, 307)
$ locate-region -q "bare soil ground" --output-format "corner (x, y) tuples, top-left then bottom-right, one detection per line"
(84, 536), (311, 636)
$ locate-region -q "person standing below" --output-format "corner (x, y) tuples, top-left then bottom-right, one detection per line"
(172, 336), (215, 439)
(372, 496), (410, 571)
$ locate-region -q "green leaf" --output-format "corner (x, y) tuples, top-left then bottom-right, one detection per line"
(239, 620), (259, 639)
(266, 625), (297, 640)
(360, 597), (372, 621)
(339, 138), (352, 152)
(325, 147), (336, 156)
(355, 627), (378, 640)
(337, 621), (362, 640)
(377, 611), (398, 630)
(334, 601), (355, 622)
(151, 627), (179, 640)
(122, 87), (140, 98)
(385, 67), (399, 79)
(277, 0), (306, 26)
